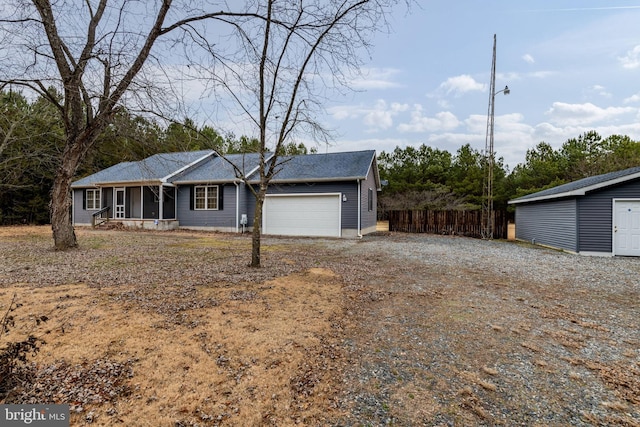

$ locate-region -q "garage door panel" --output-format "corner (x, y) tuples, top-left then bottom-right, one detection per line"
(264, 194), (341, 237)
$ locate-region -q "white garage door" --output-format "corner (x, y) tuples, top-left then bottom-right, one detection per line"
(263, 194), (341, 237)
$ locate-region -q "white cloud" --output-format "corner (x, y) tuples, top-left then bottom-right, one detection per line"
(397, 105), (460, 133)
(522, 54), (535, 64)
(545, 102), (636, 126)
(624, 93), (640, 104)
(619, 45), (640, 69)
(329, 99), (409, 132)
(362, 100), (404, 131)
(584, 85), (612, 98)
(437, 75), (485, 96)
(349, 68), (404, 90)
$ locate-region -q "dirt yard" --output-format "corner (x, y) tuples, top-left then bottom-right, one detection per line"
(0, 226), (638, 426)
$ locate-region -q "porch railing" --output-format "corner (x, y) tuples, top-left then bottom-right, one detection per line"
(91, 206), (111, 227)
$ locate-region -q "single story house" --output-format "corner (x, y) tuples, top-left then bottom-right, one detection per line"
(508, 166), (640, 256)
(71, 149), (381, 238)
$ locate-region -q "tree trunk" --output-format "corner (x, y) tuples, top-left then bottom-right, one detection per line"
(50, 142), (86, 250)
(251, 189), (266, 268)
(51, 172), (76, 249)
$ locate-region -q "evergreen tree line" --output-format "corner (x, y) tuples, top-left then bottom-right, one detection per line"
(3, 89), (640, 225)
(378, 130), (640, 215)
(0, 91), (312, 225)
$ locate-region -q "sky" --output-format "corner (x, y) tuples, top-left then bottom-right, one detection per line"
(318, 0), (640, 170)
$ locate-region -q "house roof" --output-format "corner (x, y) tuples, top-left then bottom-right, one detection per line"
(72, 149), (380, 188)
(509, 165), (640, 204)
(259, 150), (380, 187)
(170, 153), (265, 184)
(71, 150), (214, 187)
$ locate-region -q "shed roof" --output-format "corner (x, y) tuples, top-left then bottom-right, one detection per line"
(72, 150), (214, 187)
(509, 165), (640, 204)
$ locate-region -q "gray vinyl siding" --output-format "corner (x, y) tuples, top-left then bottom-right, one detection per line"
(176, 184), (237, 229)
(73, 187), (112, 224)
(577, 179), (640, 253)
(360, 170), (378, 230)
(73, 189), (92, 224)
(237, 182), (251, 227)
(515, 198), (577, 252)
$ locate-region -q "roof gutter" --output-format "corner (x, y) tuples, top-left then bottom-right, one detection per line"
(247, 176), (366, 185)
(508, 191), (585, 204)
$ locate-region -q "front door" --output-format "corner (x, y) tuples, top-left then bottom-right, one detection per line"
(115, 188), (125, 219)
(614, 200), (640, 256)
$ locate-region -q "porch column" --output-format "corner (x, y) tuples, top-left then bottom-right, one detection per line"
(159, 184), (164, 220)
(140, 186), (144, 219)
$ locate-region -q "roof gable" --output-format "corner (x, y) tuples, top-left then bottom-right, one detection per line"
(171, 153), (265, 183)
(509, 165), (640, 204)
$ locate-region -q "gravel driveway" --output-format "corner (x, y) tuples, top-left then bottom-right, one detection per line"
(1, 228), (638, 426)
(324, 233), (640, 426)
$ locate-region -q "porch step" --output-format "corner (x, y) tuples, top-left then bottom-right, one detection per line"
(95, 222), (126, 230)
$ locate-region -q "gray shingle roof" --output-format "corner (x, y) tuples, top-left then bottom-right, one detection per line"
(509, 165), (640, 204)
(259, 150), (378, 183)
(171, 153), (264, 183)
(72, 149), (379, 188)
(71, 150), (214, 187)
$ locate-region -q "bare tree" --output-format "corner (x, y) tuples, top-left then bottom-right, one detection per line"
(0, 1), (232, 249)
(183, 0), (404, 267)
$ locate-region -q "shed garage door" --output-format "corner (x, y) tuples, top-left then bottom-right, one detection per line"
(263, 194), (341, 237)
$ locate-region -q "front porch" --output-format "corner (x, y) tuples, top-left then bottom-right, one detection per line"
(75, 184), (178, 227)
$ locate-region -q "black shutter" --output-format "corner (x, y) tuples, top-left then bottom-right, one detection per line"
(190, 186), (194, 210)
(83, 190), (87, 210)
(218, 185), (224, 210)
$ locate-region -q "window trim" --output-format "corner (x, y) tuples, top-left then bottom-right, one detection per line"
(86, 189), (100, 211)
(194, 185), (219, 210)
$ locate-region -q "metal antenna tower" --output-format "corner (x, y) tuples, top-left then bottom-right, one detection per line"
(482, 34), (509, 239)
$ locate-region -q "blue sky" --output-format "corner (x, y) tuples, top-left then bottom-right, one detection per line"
(321, 1), (640, 170)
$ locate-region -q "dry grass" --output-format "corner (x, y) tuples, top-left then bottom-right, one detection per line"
(1, 226), (639, 426)
(0, 227), (347, 426)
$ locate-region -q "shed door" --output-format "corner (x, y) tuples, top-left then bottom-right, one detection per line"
(263, 194), (341, 237)
(614, 200), (640, 256)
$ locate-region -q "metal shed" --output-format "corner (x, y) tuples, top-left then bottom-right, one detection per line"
(508, 166), (640, 256)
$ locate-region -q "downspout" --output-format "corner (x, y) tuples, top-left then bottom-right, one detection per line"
(357, 180), (362, 238)
(235, 180), (240, 233)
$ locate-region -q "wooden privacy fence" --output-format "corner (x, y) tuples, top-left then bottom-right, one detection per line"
(388, 209), (508, 239)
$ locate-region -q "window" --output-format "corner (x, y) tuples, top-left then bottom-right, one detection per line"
(368, 188), (373, 211)
(194, 185), (218, 210)
(86, 189), (100, 210)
